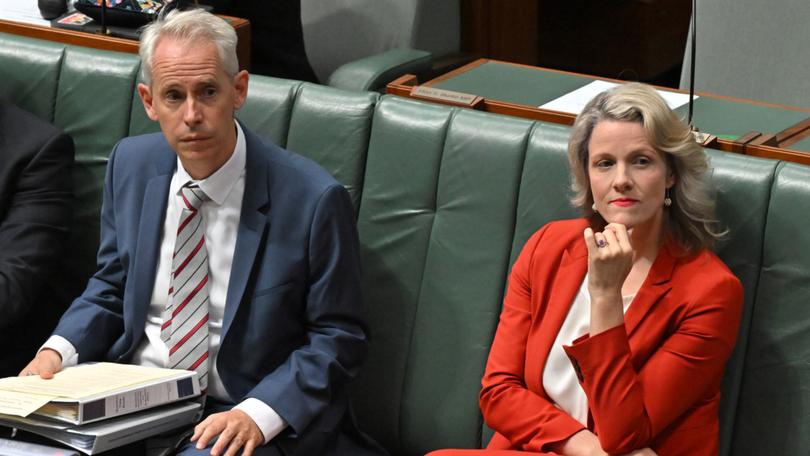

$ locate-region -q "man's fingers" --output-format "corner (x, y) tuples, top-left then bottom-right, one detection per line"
(241, 439), (257, 456)
(19, 355), (59, 379)
(195, 419), (225, 450)
(190, 415), (212, 442)
(222, 433), (246, 456)
(210, 426), (236, 456)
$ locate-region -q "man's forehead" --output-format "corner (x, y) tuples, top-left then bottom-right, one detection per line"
(153, 36), (218, 60)
(150, 38), (225, 83)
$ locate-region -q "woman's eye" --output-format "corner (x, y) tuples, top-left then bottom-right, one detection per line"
(634, 156), (651, 166)
(595, 160), (612, 169)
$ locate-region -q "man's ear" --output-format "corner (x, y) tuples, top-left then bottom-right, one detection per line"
(232, 70), (249, 110)
(137, 83), (159, 121)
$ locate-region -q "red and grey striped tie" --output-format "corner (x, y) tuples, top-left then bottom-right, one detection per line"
(161, 181), (211, 391)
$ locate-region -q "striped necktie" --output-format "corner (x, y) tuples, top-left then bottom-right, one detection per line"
(161, 181), (211, 391)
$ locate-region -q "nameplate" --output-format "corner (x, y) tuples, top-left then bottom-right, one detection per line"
(410, 86), (483, 108)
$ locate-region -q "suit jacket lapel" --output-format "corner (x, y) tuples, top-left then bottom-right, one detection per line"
(128, 156), (174, 351)
(527, 238), (588, 393)
(624, 241), (678, 336)
(222, 131), (271, 340)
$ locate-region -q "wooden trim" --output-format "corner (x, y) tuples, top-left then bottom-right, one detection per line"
(0, 18), (135, 53)
(389, 74), (418, 87)
(743, 143), (810, 166)
(0, 15), (251, 70)
(422, 59), (487, 87)
(774, 118), (810, 147)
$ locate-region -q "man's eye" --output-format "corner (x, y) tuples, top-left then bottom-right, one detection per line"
(165, 91), (181, 101)
(203, 87), (217, 97)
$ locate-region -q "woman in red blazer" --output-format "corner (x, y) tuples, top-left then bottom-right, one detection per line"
(430, 83), (742, 456)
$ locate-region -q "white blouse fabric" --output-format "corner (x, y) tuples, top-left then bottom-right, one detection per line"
(542, 275), (635, 425)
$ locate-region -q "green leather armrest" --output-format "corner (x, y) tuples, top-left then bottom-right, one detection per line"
(327, 48), (431, 92)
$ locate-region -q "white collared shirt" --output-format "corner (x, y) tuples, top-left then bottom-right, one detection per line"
(44, 121), (286, 444)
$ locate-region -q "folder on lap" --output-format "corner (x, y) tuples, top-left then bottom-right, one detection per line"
(0, 363), (201, 425)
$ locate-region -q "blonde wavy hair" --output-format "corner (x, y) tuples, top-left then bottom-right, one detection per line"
(567, 82), (723, 253)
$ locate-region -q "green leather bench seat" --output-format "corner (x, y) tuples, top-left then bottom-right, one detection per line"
(2, 32), (810, 456)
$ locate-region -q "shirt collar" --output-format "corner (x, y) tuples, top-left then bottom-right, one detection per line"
(172, 120), (246, 205)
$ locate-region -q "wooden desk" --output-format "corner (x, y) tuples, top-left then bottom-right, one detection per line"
(0, 15), (251, 70)
(388, 59), (810, 165)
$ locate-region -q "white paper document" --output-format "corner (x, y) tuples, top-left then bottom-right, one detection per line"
(539, 80), (699, 115)
(0, 363), (199, 423)
(0, 390), (52, 417)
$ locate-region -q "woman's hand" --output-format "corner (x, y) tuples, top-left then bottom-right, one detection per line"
(584, 223), (634, 335)
(584, 223), (634, 296)
(620, 448), (658, 456)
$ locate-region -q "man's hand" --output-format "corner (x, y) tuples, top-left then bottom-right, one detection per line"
(191, 409), (264, 456)
(18, 348), (62, 379)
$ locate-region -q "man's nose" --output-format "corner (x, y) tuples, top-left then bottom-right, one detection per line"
(183, 98), (203, 125)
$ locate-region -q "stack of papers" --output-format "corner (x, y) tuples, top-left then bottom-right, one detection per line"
(0, 363), (203, 454)
(0, 401), (201, 454)
(539, 80), (699, 114)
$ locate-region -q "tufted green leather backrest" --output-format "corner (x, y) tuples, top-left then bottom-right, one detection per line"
(703, 150), (778, 456)
(354, 97), (533, 454)
(729, 162), (810, 454)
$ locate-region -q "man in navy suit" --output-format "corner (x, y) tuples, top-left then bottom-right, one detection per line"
(0, 101), (73, 378)
(21, 9), (382, 456)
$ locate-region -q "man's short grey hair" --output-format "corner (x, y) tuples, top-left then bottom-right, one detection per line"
(567, 82), (724, 253)
(139, 9), (238, 86)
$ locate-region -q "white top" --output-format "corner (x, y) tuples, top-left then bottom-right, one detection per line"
(44, 121), (286, 444)
(542, 275), (635, 425)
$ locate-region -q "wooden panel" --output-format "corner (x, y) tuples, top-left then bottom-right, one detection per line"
(460, 0), (538, 65)
(0, 15), (251, 70)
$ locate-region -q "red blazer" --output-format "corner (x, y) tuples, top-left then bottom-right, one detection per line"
(480, 219), (743, 455)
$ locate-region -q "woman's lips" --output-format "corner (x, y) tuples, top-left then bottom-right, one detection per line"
(610, 198), (639, 207)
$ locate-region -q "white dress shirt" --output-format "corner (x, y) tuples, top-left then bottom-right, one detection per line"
(44, 121), (286, 444)
(543, 275), (635, 425)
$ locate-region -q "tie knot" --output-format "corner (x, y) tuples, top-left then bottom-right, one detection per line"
(180, 182), (210, 211)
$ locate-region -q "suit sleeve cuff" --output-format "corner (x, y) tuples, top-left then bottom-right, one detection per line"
(41, 335), (79, 367)
(563, 324), (628, 384)
(234, 398), (288, 444)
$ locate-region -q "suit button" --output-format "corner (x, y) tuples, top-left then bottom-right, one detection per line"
(568, 355), (584, 382)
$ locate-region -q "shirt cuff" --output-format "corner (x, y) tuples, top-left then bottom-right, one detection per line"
(41, 335), (79, 368)
(234, 398), (287, 444)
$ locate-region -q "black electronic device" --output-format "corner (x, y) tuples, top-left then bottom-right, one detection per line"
(38, 0), (68, 20)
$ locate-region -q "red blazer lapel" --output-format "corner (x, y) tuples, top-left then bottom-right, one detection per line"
(526, 238), (588, 394)
(624, 242), (679, 336)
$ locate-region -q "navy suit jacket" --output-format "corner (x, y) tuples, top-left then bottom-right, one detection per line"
(52, 125), (376, 454)
(0, 100), (73, 377)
